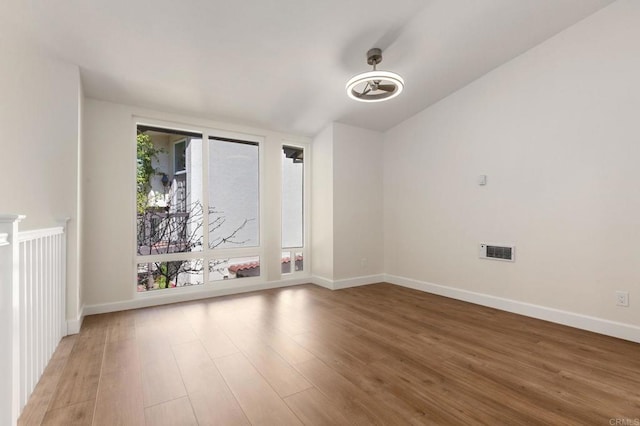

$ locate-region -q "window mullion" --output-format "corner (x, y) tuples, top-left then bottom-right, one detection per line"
(202, 130), (210, 283)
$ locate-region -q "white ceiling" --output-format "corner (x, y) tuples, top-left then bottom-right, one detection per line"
(21, 0), (614, 136)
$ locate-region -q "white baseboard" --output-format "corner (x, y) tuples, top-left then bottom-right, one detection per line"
(311, 274), (384, 290)
(66, 305), (84, 335)
(334, 274), (385, 289)
(311, 275), (334, 290)
(83, 276), (312, 316)
(385, 274), (640, 344)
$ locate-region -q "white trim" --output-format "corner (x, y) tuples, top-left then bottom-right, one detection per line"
(57, 217), (71, 229)
(334, 274), (385, 289)
(0, 233), (8, 247)
(66, 305), (84, 335)
(84, 277), (311, 316)
(17, 227), (64, 242)
(311, 274), (384, 290)
(0, 214), (26, 223)
(311, 275), (334, 290)
(385, 274), (640, 344)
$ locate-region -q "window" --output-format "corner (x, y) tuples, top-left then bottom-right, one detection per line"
(136, 127), (203, 260)
(135, 122), (308, 292)
(135, 123), (264, 292)
(209, 256), (260, 281)
(137, 260), (203, 291)
(282, 145), (304, 272)
(174, 140), (186, 173)
(208, 137), (259, 249)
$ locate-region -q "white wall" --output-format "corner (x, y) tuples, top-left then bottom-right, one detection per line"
(82, 99), (309, 309)
(0, 16), (82, 325)
(311, 123), (384, 283)
(82, 100), (132, 307)
(311, 124), (334, 280)
(384, 0), (640, 328)
(333, 123), (384, 280)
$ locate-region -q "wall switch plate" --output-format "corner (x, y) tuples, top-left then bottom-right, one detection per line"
(615, 291), (629, 307)
(478, 175), (487, 185)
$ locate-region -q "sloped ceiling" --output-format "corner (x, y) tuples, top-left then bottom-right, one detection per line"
(17, 0), (614, 136)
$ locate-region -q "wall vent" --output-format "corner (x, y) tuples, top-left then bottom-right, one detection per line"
(479, 243), (515, 262)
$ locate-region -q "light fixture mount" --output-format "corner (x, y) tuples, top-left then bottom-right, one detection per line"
(366, 48), (383, 66)
(346, 48), (404, 103)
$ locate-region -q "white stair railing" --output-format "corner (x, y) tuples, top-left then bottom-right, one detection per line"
(0, 215), (68, 426)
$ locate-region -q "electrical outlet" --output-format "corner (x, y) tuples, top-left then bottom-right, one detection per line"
(615, 291), (629, 307)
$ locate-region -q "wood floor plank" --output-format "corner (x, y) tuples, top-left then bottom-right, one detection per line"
(135, 321), (168, 345)
(171, 338), (250, 426)
(214, 353), (303, 425)
(144, 396), (198, 426)
(18, 357), (68, 426)
(50, 335), (77, 360)
(40, 400), (94, 426)
(47, 328), (106, 410)
(294, 341), (462, 424)
(106, 324), (136, 343)
(136, 335), (172, 361)
(232, 318), (316, 365)
(284, 387), (354, 426)
(101, 338), (139, 376)
(93, 370), (145, 426)
(225, 327), (313, 397)
(93, 338), (145, 426)
(199, 328), (240, 359)
(189, 391), (250, 426)
(262, 333), (317, 366)
(438, 355), (597, 424)
(242, 343), (313, 397)
(165, 322), (198, 346)
(294, 357), (412, 425)
(140, 355), (187, 407)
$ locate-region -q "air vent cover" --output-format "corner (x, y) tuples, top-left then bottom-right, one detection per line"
(479, 243), (515, 262)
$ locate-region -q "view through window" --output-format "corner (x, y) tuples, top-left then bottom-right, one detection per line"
(282, 145), (304, 272)
(136, 125), (263, 291)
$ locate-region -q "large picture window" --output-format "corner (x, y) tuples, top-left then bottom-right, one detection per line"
(135, 124), (263, 292)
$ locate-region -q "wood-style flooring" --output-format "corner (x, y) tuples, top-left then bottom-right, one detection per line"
(18, 283), (640, 425)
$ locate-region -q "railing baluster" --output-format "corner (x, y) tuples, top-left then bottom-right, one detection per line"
(19, 242), (26, 409)
(28, 239), (34, 401)
(1, 216), (67, 425)
(45, 236), (50, 363)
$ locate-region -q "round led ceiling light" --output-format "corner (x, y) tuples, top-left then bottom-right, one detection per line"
(346, 48), (404, 103)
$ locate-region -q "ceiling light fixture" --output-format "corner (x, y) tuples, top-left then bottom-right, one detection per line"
(346, 48), (404, 103)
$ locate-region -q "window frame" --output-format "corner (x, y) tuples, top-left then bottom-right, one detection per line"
(172, 138), (187, 175)
(281, 141), (309, 276)
(207, 135), (261, 250)
(133, 118), (267, 294)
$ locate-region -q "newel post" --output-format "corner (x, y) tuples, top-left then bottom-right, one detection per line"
(0, 214), (25, 426)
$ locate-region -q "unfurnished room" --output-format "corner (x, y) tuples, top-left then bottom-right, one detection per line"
(1, 0), (639, 425)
